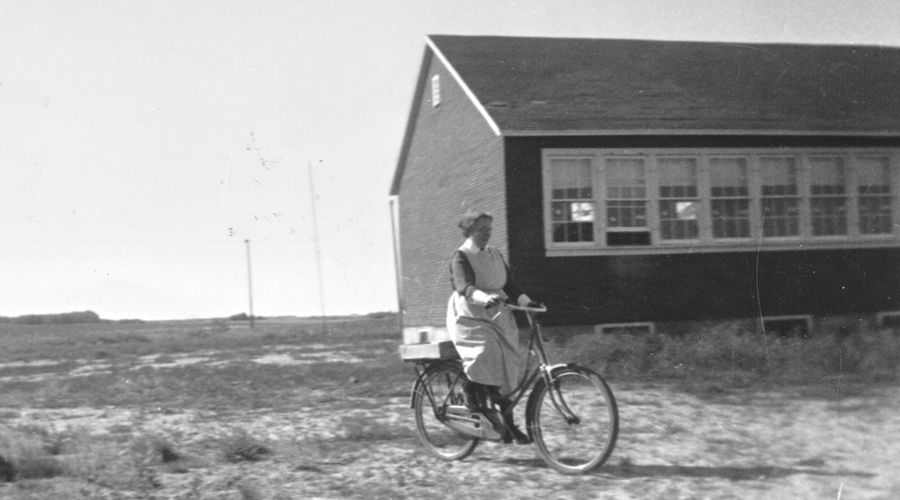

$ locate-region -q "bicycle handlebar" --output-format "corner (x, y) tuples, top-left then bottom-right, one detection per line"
(502, 302), (547, 314)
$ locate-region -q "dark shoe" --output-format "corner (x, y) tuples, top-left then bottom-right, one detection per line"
(501, 410), (532, 445)
(502, 422), (531, 445)
(463, 381), (488, 412)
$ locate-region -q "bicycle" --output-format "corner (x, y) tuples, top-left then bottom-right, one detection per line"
(402, 303), (619, 475)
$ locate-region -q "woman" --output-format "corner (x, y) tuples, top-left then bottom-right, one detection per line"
(446, 210), (537, 444)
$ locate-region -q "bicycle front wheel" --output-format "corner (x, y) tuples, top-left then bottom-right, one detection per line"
(527, 366), (618, 475)
(413, 362), (478, 461)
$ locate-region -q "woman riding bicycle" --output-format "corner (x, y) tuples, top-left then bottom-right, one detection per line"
(446, 210), (539, 444)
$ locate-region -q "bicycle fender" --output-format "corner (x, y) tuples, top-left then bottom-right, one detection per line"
(409, 360), (464, 409)
(524, 363), (577, 434)
(408, 377), (422, 409)
(543, 363), (573, 377)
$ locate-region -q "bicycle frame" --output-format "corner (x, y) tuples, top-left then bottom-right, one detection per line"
(410, 302), (620, 474)
(510, 305), (581, 425)
(412, 303), (578, 427)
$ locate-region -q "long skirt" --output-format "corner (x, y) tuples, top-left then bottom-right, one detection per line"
(446, 293), (523, 396)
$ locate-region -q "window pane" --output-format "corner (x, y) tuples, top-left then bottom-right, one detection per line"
(660, 201), (700, 240)
(859, 197), (892, 234)
(761, 157), (800, 237)
(551, 201), (596, 242)
(712, 199), (750, 238)
(710, 158), (748, 197)
(810, 157), (848, 236)
(856, 156), (891, 195)
(607, 200), (647, 228)
(760, 157), (798, 196)
(810, 157), (845, 195)
(811, 197), (848, 236)
(605, 158), (646, 199)
(659, 158), (699, 240)
(551, 158), (593, 199)
(857, 156), (892, 234)
(550, 158), (595, 242)
(710, 158), (750, 238)
(605, 158), (647, 234)
(658, 158), (697, 196)
(762, 198), (800, 236)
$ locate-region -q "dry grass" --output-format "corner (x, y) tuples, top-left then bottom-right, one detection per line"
(549, 321), (900, 391)
(0, 314), (411, 496)
(0, 313), (897, 498)
(219, 428), (273, 463)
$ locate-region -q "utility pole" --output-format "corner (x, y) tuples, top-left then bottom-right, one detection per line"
(245, 239), (255, 329)
(308, 162), (327, 334)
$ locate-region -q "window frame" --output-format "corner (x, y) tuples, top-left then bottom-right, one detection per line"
(542, 148), (900, 256)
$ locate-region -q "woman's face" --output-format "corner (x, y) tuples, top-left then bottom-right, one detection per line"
(469, 217), (492, 248)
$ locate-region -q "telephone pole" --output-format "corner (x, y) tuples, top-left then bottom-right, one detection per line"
(245, 239), (255, 329)
(309, 162), (327, 334)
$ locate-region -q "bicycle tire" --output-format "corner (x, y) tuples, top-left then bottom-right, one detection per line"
(527, 366), (618, 475)
(413, 361), (479, 461)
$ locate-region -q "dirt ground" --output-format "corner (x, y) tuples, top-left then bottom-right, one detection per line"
(2, 379), (898, 499)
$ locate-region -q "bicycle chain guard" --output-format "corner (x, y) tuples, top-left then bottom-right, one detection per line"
(443, 405), (506, 441)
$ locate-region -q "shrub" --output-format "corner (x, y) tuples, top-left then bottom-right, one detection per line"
(12, 311), (101, 325)
(0, 453), (15, 482)
(228, 313), (265, 321)
(220, 429), (272, 463)
(15, 455), (67, 479)
(0, 426), (69, 482)
(553, 322), (900, 384)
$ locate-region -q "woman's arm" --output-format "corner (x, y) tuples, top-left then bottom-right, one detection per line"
(449, 250), (477, 298)
(450, 250), (499, 305)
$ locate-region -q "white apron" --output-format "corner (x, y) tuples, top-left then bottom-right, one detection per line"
(446, 247), (523, 396)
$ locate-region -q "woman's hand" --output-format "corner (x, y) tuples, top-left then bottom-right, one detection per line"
(484, 294), (503, 308)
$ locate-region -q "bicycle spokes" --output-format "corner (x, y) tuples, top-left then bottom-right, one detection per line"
(413, 363), (479, 461)
(530, 367), (619, 475)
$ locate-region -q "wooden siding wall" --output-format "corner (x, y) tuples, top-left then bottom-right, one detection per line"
(397, 52), (506, 329)
(504, 135), (900, 326)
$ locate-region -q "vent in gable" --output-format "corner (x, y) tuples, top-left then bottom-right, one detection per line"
(431, 74), (440, 107)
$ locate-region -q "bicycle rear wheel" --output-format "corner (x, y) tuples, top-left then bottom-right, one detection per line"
(527, 366), (618, 475)
(413, 362), (478, 461)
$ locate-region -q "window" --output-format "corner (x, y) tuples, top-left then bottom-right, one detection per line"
(760, 156), (800, 238)
(543, 148), (899, 255)
(550, 157), (594, 243)
(857, 156), (892, 234)
(809, 156), (848, 236)
(658, 158), (699, 241)
(604, 158), (649, 245)
(710, 157), (750, 239)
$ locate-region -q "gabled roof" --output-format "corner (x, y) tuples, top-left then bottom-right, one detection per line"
(391, 35), (900, 195)
(429, 35), (900, 136)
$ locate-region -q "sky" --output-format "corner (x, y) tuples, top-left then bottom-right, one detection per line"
(2, 0), (900, 320)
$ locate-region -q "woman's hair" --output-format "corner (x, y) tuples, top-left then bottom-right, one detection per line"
(458, 210), (493, 237)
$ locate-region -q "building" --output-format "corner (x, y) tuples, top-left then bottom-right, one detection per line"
(390, 35), (900, 342)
